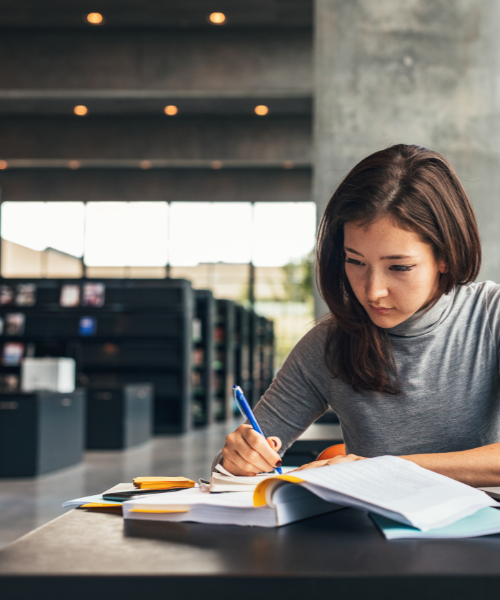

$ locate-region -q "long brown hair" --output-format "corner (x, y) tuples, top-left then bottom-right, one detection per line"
(317, 144), (481, 394)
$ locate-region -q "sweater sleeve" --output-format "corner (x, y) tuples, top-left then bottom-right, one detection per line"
(253, 319), (332, 454)
(485, 282), (500, 370)
(210, 319), (333, 473)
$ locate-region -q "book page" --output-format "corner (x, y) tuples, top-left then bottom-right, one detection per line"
(295, 456), (498, 530)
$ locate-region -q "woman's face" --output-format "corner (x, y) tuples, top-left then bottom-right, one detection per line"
(343, 216), (446, 329)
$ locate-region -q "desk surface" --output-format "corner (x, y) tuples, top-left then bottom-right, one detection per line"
(296, 422), (342, 441)
(1, 507), (500, 599)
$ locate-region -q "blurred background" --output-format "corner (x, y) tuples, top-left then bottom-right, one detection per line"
(1, 0), (499, 548)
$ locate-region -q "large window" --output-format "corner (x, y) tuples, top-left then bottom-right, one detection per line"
(1, 200), (316, 367)
(1, 202), (84, 277)
(84, 202), (168, 278)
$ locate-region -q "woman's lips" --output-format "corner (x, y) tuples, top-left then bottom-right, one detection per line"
(369, 304), (393, 315)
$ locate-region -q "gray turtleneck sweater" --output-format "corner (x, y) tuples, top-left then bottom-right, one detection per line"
(232, 281), (500, 461)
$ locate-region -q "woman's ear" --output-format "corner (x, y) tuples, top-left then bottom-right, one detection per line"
(438, 260), (447, 274)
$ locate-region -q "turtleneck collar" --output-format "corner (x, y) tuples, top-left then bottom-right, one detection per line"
(385, 288), (455, 338)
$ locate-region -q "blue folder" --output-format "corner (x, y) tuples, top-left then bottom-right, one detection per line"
(371, 507), (500, 539)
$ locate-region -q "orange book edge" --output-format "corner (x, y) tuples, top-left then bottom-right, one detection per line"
(133, 477), (195, 483)
(80, 502), (122, 508)
(253, 475), (305, 507)
(129, 508), (190, 514)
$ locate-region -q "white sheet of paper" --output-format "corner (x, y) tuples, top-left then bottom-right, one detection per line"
(296, 456), (498, 531)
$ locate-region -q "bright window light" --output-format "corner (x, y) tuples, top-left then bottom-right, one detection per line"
(252, 202), (316, 266)
(169, 202), (252, 266)
(84, 202), (168, 266)
(1, 201), (316, 269)
(1, 202), (85, 257)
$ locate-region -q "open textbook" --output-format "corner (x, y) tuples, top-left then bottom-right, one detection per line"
(123, 456), (499, 531)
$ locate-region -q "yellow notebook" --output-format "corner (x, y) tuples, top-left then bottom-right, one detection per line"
(133, 476), (196, 490)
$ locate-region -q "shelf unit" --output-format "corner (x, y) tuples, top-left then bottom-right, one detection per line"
(193, 289), (215, 426)
(0, 278), (194, 434)
(248, 312), (275, 407)
(233, 305), (252, 414)
(213, 299), (235, 422)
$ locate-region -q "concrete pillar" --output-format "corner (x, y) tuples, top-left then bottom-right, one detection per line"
(313, 0), (500, 318)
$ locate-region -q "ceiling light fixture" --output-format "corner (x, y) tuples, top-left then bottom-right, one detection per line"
(164, 105), (178, 116)
(254, 105), (269, 116)
(68, 160), (80, 170)
(87, 13), (103, 25)
(209, 12), (226, 24)
(0, 160), (7, 170)
(74, 105), (88, 116)
(211, 161), (223, 169)
(140, 160), (152, 170)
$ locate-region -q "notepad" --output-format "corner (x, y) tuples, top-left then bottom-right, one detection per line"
(371, 507), (500, 539)
(208, 464), (296, 492)
(124, 456), (499, 531)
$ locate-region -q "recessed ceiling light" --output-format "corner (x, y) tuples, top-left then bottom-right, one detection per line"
(209, 12), (226, 24)
(68, 160), (80, 170)
(254, 105), (269, 116)
(283, 161), (294, 169)
(164, 105), (178, 116)
(74, 105), (88, 116)
(140, 160), (152, 170)
(0, 160), (7, 170)
(87, 13), (103, 25)
(211, 161), (223, 169)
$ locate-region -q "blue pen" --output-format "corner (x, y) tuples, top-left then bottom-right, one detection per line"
(233, 385), (283, 475)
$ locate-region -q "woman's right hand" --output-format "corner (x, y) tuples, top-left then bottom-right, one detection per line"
(221, 424), (282, 476)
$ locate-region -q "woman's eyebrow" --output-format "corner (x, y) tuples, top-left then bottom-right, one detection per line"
(344, 246), (363, 256)
(381, 254), (416, 260)
(345, 247), (416, 260)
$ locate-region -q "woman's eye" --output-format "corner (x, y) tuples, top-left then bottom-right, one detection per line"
(345, 257), (364, 266)
(389, 265), (415, 272)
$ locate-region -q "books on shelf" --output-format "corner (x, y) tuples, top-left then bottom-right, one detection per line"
(123, 456), (499, 532)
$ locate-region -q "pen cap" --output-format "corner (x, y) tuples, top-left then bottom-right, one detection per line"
(233, 385), (248, 420)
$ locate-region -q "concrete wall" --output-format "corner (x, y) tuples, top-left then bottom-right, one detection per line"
(314, 0), (500, 316)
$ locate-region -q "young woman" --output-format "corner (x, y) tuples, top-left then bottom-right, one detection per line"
(217, 144), (500, 488)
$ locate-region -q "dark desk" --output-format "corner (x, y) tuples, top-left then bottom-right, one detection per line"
(1, 507), (500, 600)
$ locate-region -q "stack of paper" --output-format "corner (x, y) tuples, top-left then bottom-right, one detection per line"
(62, 494), (122, 509)
(62, 483), (133, 509)
(122, 486), (338, 526)
(124, 457), (500, 532)
(133, 476), (195, 490)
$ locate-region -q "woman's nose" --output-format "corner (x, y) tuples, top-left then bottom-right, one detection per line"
(365, 270), (388, 302)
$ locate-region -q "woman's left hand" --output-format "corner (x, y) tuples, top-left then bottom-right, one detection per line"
(292, 454), (366, 472)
